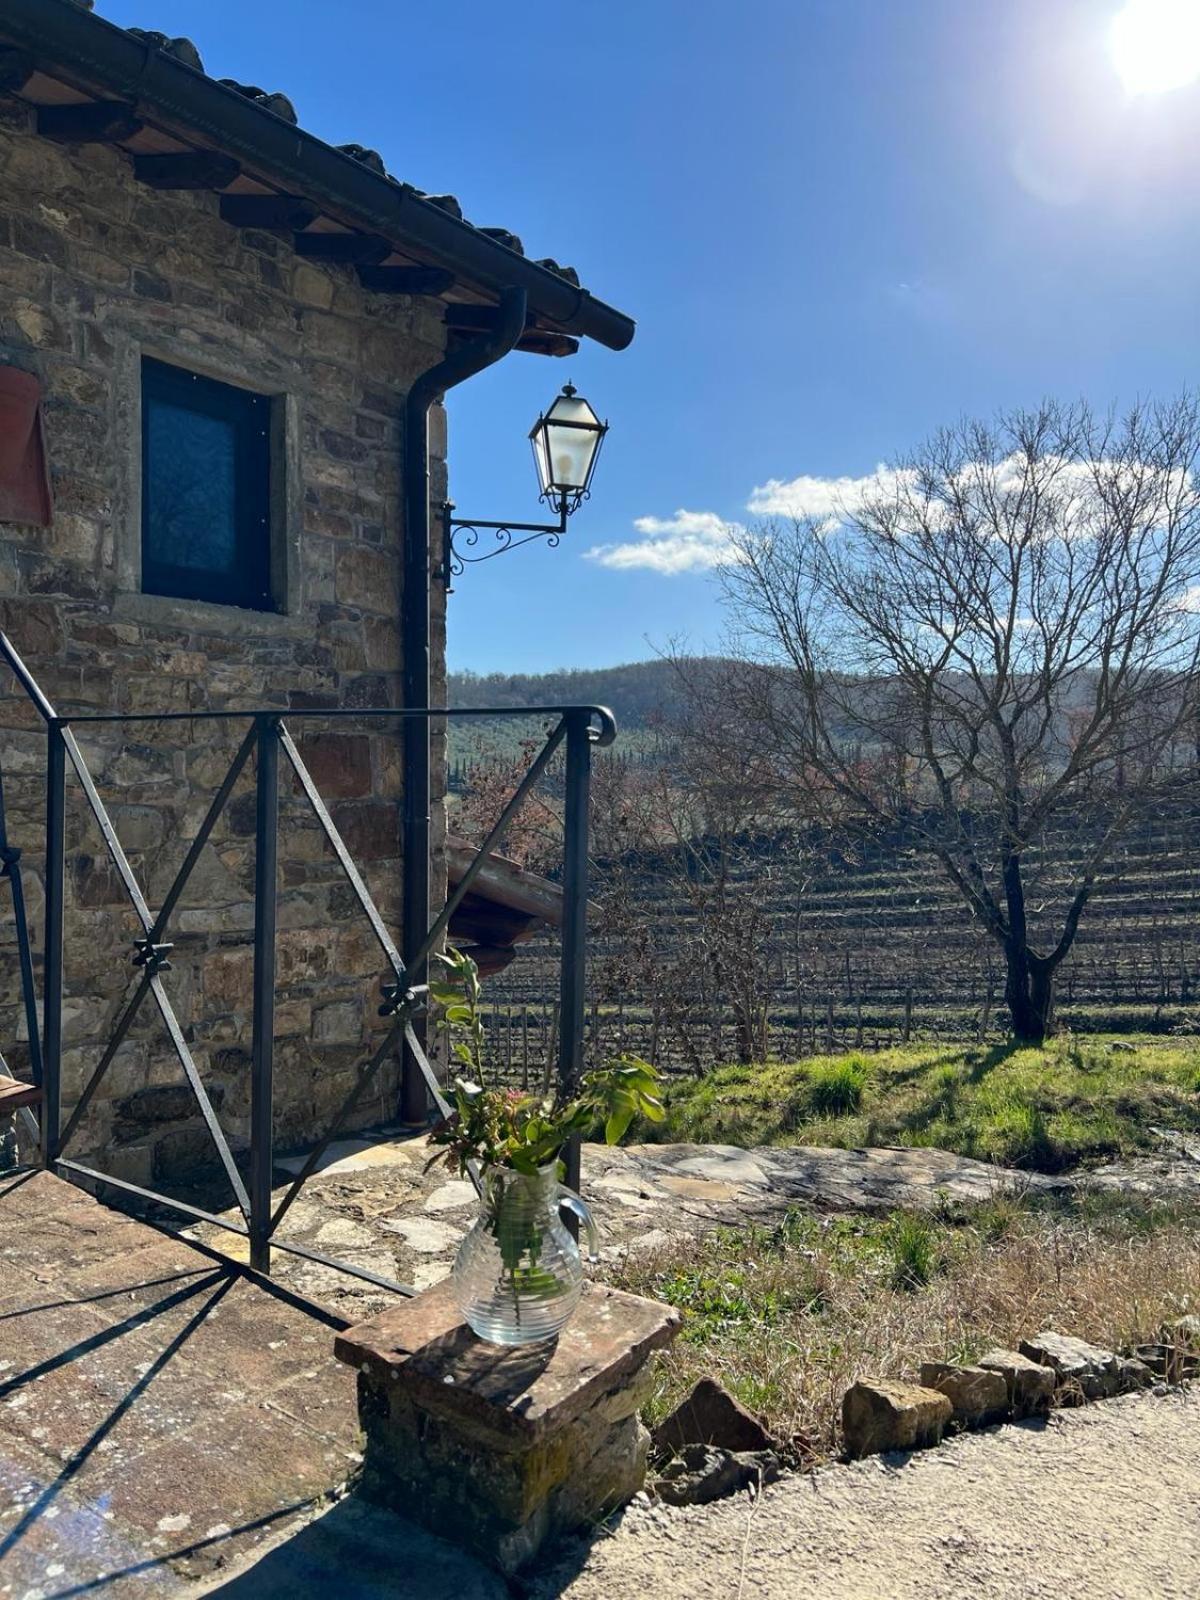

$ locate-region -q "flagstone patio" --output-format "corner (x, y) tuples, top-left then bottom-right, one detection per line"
(0, 1169), (497, 1598)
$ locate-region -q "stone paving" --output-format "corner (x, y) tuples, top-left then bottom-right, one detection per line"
(3, 1140), (1197, 1595)
(179, 1131), (1159, 1325)
(174, 1131), (1200, 1327)
(0, 1168), (494, 1598)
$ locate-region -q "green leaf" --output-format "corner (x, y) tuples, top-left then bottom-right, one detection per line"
(605, 1105), (635, 1145)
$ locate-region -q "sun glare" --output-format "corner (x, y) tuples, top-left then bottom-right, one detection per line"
(1109, 0), (1200, 94)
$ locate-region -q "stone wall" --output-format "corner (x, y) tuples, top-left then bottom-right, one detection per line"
(0, 93), (450, 1184)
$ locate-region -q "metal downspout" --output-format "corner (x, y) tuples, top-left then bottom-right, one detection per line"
(399, 285), (528, 1122)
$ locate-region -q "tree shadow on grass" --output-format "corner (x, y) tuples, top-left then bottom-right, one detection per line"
(961, 1041), (1037, 1085)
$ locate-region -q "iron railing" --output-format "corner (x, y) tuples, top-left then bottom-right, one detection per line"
(0, 630), (613, 1307)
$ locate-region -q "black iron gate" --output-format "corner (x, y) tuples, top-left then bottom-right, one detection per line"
(0, 629), (612, 1304)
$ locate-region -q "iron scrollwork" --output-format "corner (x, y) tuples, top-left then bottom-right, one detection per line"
(441, 498), (573, 588)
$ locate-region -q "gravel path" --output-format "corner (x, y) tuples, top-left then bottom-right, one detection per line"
(532, 1388), (1200, 1600)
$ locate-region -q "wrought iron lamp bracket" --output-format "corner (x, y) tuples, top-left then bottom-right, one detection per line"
(440, 497), (576, 589)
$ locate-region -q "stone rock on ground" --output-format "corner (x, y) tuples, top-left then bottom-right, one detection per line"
(1116, 1356), (1155, 1392)
(526, 1389), (1200, 1600)
(1134, 1342), (1200, 1381)
(975, 1349), (1057, 1418)
(651, 1443), (781, 1507)
(918, 1362), (1009, 1427)
(1018, 1332), (1121, 1400)
(841, 1380), (952, 1459)
(651, 1376), (777, 1455)
(1084, 1153), (1200, 1201)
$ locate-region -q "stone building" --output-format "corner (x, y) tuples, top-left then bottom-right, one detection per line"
(0, 1), (633, 1186)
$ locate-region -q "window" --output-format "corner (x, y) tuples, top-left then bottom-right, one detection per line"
(141, 358), (276, 611)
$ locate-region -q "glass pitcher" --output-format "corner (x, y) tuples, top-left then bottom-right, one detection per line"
(452, 1161), (599, 1346)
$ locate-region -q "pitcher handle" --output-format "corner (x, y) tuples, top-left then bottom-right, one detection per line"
(557, 1184), (600, 1264)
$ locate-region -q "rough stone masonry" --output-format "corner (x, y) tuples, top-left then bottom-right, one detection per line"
(0, 89), (451, 1181)
(335, 1278), (683, 1576)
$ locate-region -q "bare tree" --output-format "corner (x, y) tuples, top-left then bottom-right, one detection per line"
(452, 734), (562, 874)
(716, 398), (1200, 1041)
(589, 700), (802, 1070)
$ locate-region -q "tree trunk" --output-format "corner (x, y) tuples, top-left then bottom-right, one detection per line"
(1000, 849), (1056, 1042)
(1003, 942), (1055, 1042)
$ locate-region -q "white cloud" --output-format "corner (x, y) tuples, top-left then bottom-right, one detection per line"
(584, 468), (913, 577)
(584, 509), (744, 574)
(747, 465), (918, 520)
(588, 456), (1198, 579)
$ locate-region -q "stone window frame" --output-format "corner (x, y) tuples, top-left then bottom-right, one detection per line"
(113, 337), (303, 635)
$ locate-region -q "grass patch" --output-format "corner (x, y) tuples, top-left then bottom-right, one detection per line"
(805, 1055), (870, 1117)
(885, 1211), (939, 1290)
(609, 1193), (1200, 1460)
(646, 1034), (1200, 1173)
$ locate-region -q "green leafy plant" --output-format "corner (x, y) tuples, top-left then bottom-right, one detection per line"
(427, 945), (666, 1177)
(428, 947), (667, 1328)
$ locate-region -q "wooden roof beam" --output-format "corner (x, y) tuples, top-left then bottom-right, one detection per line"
(0, 1078), (41, 1113)
(443, 302), (579, 356)
(220, 193), (319, 230)
(0, 47), (36, 94)
(38, 100), (143, 143)
(357, 264), (457, 296)
(294, 231), (391, 265)
(134, 150), (241, 189)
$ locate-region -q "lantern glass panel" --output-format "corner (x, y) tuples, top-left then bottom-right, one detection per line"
(541, 392), (602, 491)
(532, 423), (552, 499)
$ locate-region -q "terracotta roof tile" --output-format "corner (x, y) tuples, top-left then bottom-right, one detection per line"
(116, 17), (577, 280)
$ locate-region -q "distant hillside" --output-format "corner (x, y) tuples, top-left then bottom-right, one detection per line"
(447, 660), (690, 734)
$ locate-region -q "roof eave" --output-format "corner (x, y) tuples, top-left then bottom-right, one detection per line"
(0, 0), (635, 352)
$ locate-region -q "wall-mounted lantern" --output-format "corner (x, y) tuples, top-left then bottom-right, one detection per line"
(443, 384), (609, 585)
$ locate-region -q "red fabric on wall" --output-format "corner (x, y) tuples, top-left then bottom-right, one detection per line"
(0, 367), (52, 527)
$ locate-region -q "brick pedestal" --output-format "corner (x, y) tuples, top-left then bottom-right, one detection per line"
(334, 1278), (681, 1575)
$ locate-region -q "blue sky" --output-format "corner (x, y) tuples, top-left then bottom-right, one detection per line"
(102, 1), (1200, 672)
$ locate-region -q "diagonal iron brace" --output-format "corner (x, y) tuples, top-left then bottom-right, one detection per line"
(268, 988), (425, 1236)
(278, 724), (406, 983)
(50, 725), (257, 1221)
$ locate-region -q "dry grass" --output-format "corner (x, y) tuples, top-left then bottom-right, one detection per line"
(606, 1193), (1200, 1462)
